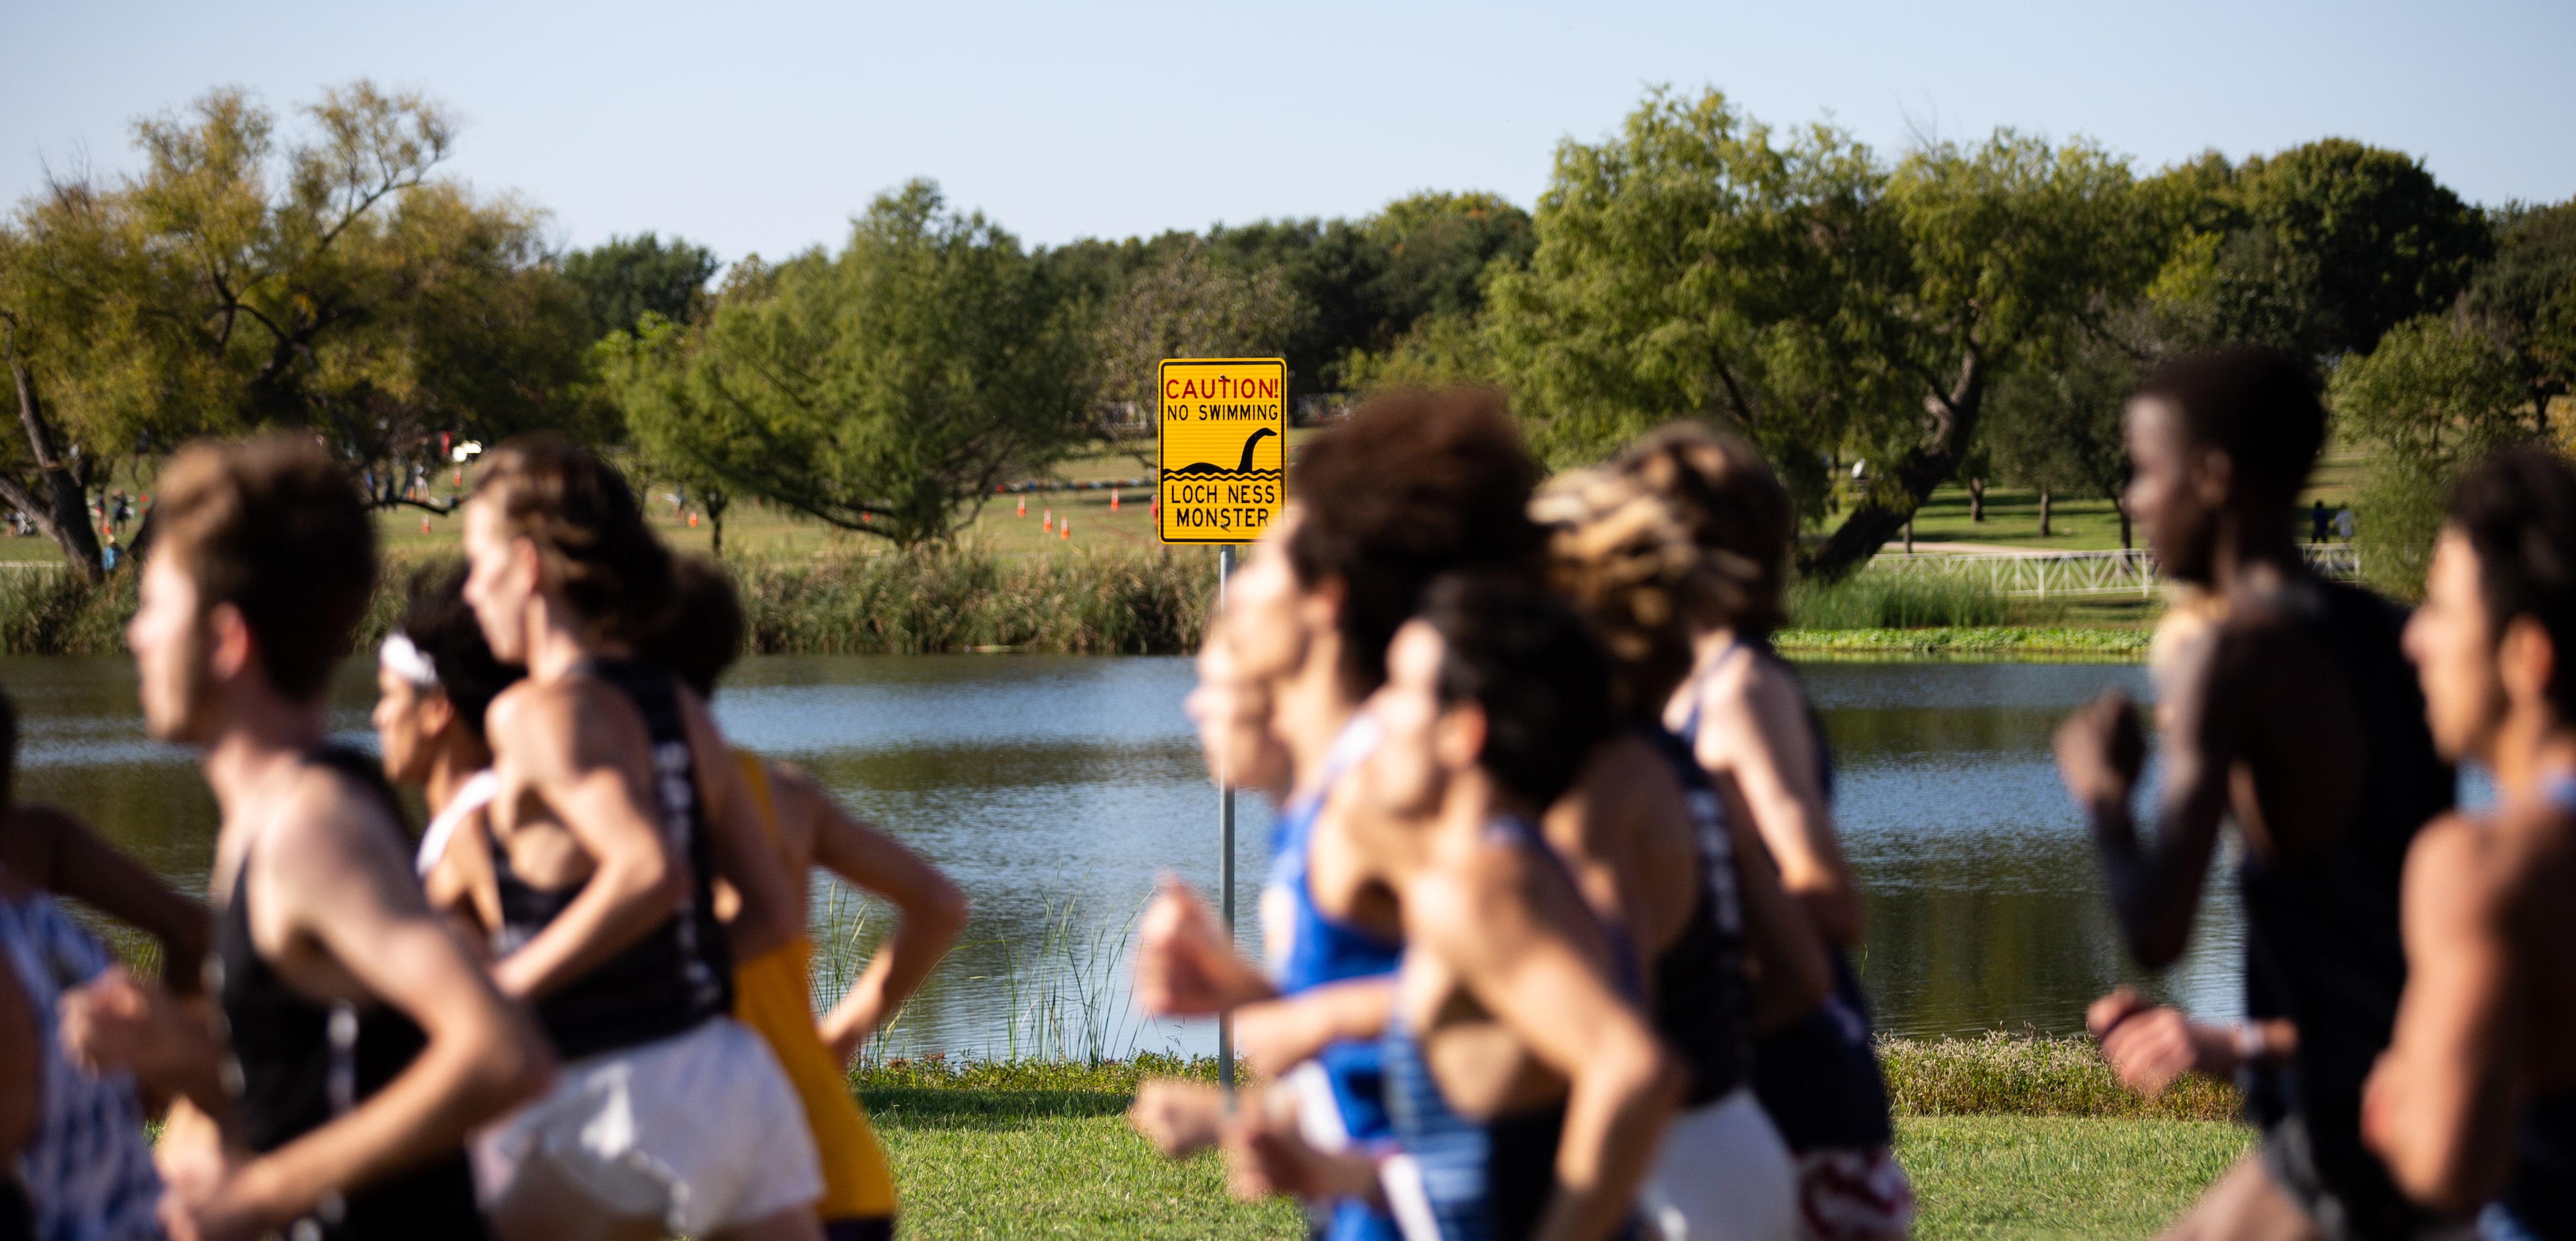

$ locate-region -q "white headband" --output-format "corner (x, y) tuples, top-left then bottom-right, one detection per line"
(379, 632), (439, 687)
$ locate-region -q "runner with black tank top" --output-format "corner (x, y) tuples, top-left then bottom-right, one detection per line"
(2061, 350), (2458, 1240)
(2361, 449), (2576, 1240)
(214, 747), (490, 1239)
(460, 433), (821, 1241)
(57, 437), (548, 1241)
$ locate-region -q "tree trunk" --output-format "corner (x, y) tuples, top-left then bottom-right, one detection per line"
(1801, 350), (1991, 580)
(707, 493), (729, 559)
(3, 358), (102, 580)
(2116, 497), (2131, 550)
(2039, 489), (2053, 538)
(1903, 515), (1914, 554)
(1968, 477), (1985, 523)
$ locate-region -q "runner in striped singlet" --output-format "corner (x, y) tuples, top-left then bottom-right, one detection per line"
(59, 437), (550, 1241)
(2365, 448), (2576, 1240)
(1226, 575), (1681, 1241)
(0, 685), (190, 1241)
(1602, 426), (1908, 1240)
(656, 554), (971, 1241)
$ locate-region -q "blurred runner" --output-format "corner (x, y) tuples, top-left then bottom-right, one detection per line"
(2365, 447), (2576, 1238)
(458, 435), (821, 1241)
(67, 437), (549, 1240)
(2057, 350), (2455, 1240)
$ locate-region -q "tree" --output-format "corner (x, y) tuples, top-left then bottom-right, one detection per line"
(0, 83), (597, 575)
(562, 232), (720, 340)
(1364, 191), (1534, 332)
(1804, 130), (2160, 576)
(2333, 313), (2532, 597)
(1486, 88), (1887, 521)
(2465, 199), (2576, 426)
(1981, 317), (2141, 546)
(1087, 242), (1304, 469)
(603, 181), (1086, 547)
(2232, 139), (2492, 356)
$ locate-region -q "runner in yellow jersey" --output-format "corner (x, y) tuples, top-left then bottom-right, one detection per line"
(657, 555), (971, 1241)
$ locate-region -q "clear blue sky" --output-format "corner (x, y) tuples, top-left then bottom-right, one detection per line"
(6, 0), (2570, 265)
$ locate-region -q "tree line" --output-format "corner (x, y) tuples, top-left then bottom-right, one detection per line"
(3, 81), (2568, 583)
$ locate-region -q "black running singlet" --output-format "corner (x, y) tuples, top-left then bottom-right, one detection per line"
(1675, 641), (1895, 1149)
(1640, 727), (1756, 1107)
(213, 746), (488, 1241)
(489, 658), (733, 1061)
(2237, 580), (2453, 1240)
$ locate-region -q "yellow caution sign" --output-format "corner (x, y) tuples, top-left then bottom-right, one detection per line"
(1157, 357), (1286, 544)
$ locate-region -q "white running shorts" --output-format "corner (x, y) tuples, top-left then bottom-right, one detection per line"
(1638, 1086), (1800, 1241)
(471, 1016), (823, 1240)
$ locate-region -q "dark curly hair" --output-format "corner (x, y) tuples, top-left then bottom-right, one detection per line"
(1416, 572), (1613, 810)
(2132, 348), (2326, 504)
(651, 554), (747, 699)
(1287, 387), (1543, 696)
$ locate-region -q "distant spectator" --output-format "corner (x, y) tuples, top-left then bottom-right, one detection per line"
(2336, 506), (2356, 542)
(2311, 498), (2331, 545)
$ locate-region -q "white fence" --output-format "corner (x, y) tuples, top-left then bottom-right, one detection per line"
(1864, 544), (2359, 597)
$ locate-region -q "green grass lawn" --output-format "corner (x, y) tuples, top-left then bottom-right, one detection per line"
(857, 1082), (2253, 1240)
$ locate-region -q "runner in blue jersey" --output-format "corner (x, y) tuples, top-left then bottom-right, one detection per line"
(1224, 574), (1681, 1241)
(1133, 391), (1547, 1241)
(2365, 448), (2576, 1238)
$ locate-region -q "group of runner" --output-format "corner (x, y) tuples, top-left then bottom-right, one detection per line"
(0, 345), (2568, 1241)
(0, 435), (965, 1241)
(1126, 353), (2576, 1241)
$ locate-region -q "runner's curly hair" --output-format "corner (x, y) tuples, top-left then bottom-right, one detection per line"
(1535, 424), (1793, 716)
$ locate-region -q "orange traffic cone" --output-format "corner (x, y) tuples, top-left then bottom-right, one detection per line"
(1043, 509), (1052, 532)
(1060, 519), (1070, 541)
(688, 512), (699, 528)
(1110, 490), (1120, 511)
(1017, 496), (1026, 517)
(421, 516), (432, 534)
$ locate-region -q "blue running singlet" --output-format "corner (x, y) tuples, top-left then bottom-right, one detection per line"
(1262, 714), (1405, 1241)
(1675, 640), (1895, 1150)
(1378, 813), (1639, 1241)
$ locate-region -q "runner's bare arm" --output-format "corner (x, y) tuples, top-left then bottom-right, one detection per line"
(3, 802), (209, 991)
(55, 967), (230, 1112)
(772, 764), (969, 1065)
(2362, 817), (2520, 1211)
(679, 693), (803, 963)
(1728, 815), (1831, 1031)
(1232, 975), (1394, 1076)
(484, 683), (683, 1002)
(180, 772), (552, 1240)
(1415, 852), (1685, 1241)
(1693, 661), (1864, 947)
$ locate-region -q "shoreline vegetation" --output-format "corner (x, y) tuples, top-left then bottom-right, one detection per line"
(0, 548), (2156, 659)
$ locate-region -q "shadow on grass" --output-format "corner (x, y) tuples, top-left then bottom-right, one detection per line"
(861, 1086), (1138, 1130)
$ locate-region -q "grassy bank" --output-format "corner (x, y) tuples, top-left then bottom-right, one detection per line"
(0, 546), (1218, 657)
(851, 1038), (2249, 1239)
(1775, 626), (2152, 660)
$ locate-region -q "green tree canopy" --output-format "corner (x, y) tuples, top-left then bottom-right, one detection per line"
(2465, 199), (2576, 424)
(2333, 312), (2533, 597)
(603, 180), (1086, 547)
(2232, 139), (2491, 356)
(1087, 241), (1304, 468)
(0, 81), (595, 575)
(562, 231), (720, 340)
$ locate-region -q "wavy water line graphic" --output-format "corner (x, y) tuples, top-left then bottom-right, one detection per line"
(1165, 427), (1280, 477)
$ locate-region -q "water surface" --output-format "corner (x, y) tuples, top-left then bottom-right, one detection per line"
(7, 653), (2250, 1058)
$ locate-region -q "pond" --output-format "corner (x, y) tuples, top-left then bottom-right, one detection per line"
(5, 652), (2257, 1061)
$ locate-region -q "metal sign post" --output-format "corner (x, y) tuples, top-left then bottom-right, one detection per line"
(1154, 356), (1284, 1097)
(1216, 543), (1237, 1094)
